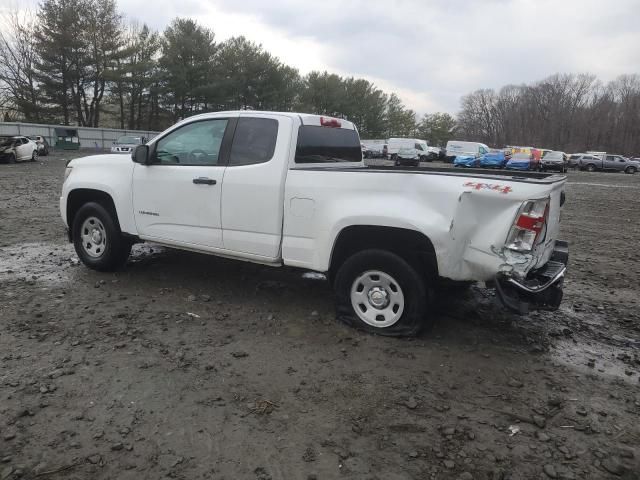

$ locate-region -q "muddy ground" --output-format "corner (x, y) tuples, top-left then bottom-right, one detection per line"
(0, 152), (639, 480)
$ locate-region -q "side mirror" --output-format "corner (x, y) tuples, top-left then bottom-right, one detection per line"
(132, 144), (150, 164)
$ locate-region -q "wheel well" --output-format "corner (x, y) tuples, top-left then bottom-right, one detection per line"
(329, 225), (438, 282)
(66, 189), (120, 235)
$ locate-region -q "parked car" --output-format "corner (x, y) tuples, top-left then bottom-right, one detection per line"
(567, 153), (586, 168)
(445, 141), (489, 162)
(110, 135), (146, 154)
(361, 143), (386, 159)
(453, 155), (480, 167)
(579, 152), (639, 174)
(506, 152), (536, 171)
(541, 151), (568, 172)
(60, 110), (568, 337)
(0, 135), (39, 163)
(395, 147), (421, 167)
(387, 138), (432, 161)
(480, 151), (510, 168)
(28, 135), (50, 156)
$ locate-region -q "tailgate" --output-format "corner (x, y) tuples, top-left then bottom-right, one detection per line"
(532, 178), (566, 270)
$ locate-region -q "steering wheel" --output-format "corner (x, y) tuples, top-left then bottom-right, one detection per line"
(188, 149), (209, 163)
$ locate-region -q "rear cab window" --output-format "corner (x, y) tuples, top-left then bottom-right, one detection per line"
(295, 125), (362, 164)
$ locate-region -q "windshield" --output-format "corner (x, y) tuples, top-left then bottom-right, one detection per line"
(0, 136), (14, 146)
(116, 136), (142, 144)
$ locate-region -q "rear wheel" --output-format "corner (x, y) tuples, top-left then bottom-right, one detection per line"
(72, 202), (131, 271)
(334, 249), (432, 337)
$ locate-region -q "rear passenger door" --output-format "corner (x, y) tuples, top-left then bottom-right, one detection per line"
(604, 155), (617, 170)
(220, 114), (292, 259)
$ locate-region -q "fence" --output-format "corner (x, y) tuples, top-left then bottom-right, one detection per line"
(0, 121), (160, 151)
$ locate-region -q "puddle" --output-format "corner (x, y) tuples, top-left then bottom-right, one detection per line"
(0, 242), (167, 285)
(549, 336), (638, 383)
(0, 242), (77, 284)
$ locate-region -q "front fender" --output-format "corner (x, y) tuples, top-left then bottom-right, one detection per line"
(61, 155), (137, 235)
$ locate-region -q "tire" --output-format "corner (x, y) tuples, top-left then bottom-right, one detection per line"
(8, 153), (16, 164)
(72, 202), (131, 272)
(31, 150), (38, 162)
(625, 166), (636, 174)
(333, 249), (432, 337)
(586, 163), (596, 172)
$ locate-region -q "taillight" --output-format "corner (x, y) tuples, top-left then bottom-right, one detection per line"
(320, 117), (341, 128)
(505, 198), (550, 252)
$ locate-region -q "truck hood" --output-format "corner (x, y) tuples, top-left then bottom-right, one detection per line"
(69, 154), (133, 168)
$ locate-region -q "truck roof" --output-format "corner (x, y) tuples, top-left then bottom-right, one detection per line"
(183, 110), (357, 131)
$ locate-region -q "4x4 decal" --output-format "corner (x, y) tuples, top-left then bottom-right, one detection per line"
(463, 181), (513, 194)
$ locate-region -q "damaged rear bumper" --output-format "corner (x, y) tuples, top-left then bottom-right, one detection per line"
(494, 240), (568, 314)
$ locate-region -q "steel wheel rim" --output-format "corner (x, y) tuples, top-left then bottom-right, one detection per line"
(81, 216), (107, 258)
(350, 270), (405, 328)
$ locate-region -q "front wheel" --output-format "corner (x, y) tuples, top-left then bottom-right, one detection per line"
(586, 163), (596, 172)
(72, 202), (131, 271)
(31, 150), (38, 162)
(625, 166), (636, 174)
(334, 249), (432, 337)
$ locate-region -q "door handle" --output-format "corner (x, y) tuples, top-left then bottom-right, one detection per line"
(193, 177), (217, 185)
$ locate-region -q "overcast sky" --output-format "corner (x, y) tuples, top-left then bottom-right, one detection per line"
(11, 0), (640, 114)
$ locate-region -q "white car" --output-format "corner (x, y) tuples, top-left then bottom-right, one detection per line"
(445, 140), (490, 162)
(0, 135), (39, 163)
(60, 111), (568, 336)
(387, 137), (432, 161)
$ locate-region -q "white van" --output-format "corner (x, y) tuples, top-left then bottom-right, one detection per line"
(387, 138), (431, 160)
(445, 141), (490, 161)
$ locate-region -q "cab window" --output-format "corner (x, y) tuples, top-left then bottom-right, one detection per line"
(154, 119), (229, 165)
(295, 126), (362, 163)
(228, 117), (278, 166)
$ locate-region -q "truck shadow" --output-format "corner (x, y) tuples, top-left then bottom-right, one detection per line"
(123, 243), (543, 353)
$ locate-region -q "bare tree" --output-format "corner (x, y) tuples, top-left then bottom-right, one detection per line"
(0, 9), (40, 121)
(458, 73), (640, 156)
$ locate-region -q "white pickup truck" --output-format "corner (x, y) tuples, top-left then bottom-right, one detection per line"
(60, 111), (568, 336)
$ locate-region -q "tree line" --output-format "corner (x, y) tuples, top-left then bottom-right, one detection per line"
(0, 0), (455, 144)
(457, 73), (640, 156)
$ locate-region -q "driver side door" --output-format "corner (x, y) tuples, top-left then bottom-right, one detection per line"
(132, 117), (236, 249)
